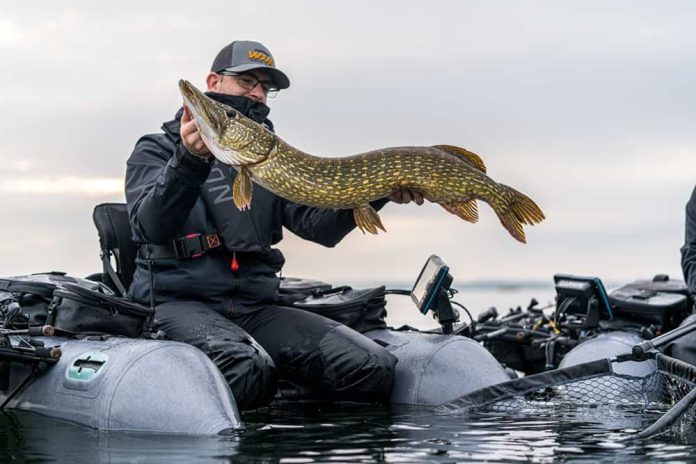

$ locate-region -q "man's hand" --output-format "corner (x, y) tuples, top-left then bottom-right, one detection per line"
(390, 189), (424, 205)
(180, 105), (211, 157)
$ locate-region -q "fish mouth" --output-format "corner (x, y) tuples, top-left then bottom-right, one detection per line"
(178, 80), (206, 108)
(178, 79), (211, 129)
(178, 79), (195, 101)
(178, 79), (251, 166)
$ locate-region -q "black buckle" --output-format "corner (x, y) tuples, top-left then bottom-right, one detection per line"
(172, 233), (221, 259)
(173, 234), (205, 259)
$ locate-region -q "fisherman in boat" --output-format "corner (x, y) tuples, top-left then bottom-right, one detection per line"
(125, 40), (422, 410)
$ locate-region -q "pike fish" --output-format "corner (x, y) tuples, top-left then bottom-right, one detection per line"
(179, 80), (545, 243)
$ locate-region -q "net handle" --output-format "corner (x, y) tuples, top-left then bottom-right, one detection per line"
(633, 384), (696, 439)
(633, 318), (696, 359)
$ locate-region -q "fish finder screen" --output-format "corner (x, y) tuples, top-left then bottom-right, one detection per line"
(411, 255), (448, 313)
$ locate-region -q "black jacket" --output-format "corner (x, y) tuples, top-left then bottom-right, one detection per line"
(683, 185), (696, 297)
(125, 93), (387, 314)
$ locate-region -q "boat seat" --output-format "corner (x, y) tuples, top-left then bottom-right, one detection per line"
(93, 203), (137, 297)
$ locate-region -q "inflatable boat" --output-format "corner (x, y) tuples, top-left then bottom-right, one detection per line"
(5, 268), (691, 435)
(0, 255), (511, 435)
(0, 329), (510, 435)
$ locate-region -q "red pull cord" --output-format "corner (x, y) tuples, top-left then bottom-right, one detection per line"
(230, 252), (239, 272)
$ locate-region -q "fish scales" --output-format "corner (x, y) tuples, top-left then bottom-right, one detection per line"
(259, 146), (494, 212)
(179, 80), (545, 242)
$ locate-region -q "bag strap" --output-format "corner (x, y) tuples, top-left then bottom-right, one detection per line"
(101, 253), (127, 296)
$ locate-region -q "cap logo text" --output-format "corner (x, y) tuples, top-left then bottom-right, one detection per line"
(248, 50), (273, 67)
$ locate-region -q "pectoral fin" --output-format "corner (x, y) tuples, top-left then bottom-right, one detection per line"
(232, 166), (253, 210)
(353, 204), (387, 234)
(434, 145), (487, 173)
(441, 199), (479, 223)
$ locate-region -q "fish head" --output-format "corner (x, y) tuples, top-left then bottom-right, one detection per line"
(178, 79), (229, 143)
(178, 79), (266, 165)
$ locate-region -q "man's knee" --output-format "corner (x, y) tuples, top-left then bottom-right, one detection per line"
(152, 301), (278, 409)
(207, 337), (278, 410)
(321, 325), (396, 403)
(346, 348), (396, 403)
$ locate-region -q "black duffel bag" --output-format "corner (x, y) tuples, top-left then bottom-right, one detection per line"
(48, 283), (154, 338)
(290, 286), (388, 333)
(0, 272), (112, 328)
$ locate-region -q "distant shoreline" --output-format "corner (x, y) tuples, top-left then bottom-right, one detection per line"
(336, 278), (629, 292)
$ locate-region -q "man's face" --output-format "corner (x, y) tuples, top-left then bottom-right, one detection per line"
(208, 69), (274, 104)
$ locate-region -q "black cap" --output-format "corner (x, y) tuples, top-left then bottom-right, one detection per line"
(211, 40), (290, 90)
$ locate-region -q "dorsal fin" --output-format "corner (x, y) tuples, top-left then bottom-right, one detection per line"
(434, 145), (487, 173)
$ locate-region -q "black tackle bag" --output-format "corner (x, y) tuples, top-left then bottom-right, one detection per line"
(290, 286), (388, 333)
(0, 272), (112, 328)
(47, 283), (154, 338)
(609, 275), (691, 331)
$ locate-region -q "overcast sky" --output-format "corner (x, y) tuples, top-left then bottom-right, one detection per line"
(0, 1), (694, 291)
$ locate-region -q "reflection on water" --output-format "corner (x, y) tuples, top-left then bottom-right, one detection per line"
(2, 403), (696, 463)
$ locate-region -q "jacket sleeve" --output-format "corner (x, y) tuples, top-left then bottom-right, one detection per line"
(282, 198), (390, 248)
(682, 185), (696, 296)
(125, 136), (212, 244)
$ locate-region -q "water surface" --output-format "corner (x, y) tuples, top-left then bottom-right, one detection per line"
(2, 403), (696, 463)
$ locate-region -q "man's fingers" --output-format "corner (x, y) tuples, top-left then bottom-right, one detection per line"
(181, 119), (197, 136)
(405, 190), (424, 205)
(181, 106), (202, 135)
(390, 189), (424, 205)
(390, 191), (405, 203)
(179, 108), (211, 156)
(192, 142), (208, 153)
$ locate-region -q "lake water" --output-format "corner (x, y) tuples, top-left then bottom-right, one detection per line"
(3, 403), (696, 463)
(2, 284), (696, 462)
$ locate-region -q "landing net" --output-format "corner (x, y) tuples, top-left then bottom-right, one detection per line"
(436, 352), (696, 438)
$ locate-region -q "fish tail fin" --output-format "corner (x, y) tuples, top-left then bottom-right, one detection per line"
(494, 185), (545, 243)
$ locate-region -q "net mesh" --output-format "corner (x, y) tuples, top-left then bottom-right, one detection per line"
(436, 353), (696, 437)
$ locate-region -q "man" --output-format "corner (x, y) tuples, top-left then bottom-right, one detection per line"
(126, 40), (422, 410)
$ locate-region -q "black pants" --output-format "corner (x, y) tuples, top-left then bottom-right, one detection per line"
(154, 301), (396, 410)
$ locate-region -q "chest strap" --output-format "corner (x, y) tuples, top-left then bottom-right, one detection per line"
(140, 233), (222, 259)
